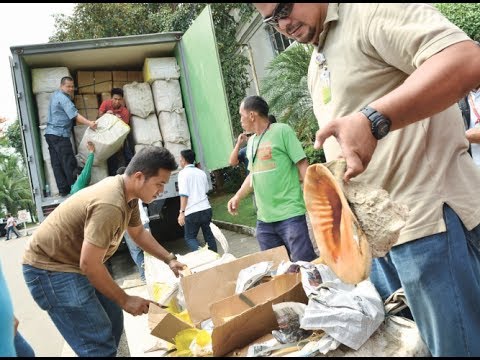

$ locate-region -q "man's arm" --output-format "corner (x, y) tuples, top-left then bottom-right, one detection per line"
(315, 40), (480, 181)
(177, 196), (188, 226)
(79, 241), (152, 316)
(296, 158), (309, 184)
(127, 225), (185, 276)
(227, 174), (253, 215)
(466, 128), (480, 144)
(76, 113), (97, 129)
(229, 133), (247, 166)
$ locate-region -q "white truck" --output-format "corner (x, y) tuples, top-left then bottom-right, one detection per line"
(9, 6), (234, 241)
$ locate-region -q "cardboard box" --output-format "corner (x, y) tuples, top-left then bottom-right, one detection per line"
(127, 70), (143, 83)
(74, 94), (98, 110)
(77, 108), (98, 121)
(101, 92), (111, 103)
(112, 71), (128, 89)
(94, 71), (112, 94)
(77, 71), (94, 94)
(149, 272), (307, 357)
(180, 246), (290, 326)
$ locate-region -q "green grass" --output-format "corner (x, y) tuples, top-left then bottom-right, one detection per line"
(210, 192), (257, 228)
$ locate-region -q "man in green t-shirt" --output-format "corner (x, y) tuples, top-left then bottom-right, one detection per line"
(228, 95), (317, 262)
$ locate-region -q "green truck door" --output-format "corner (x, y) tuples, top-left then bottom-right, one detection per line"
(177, 5), (234, 171)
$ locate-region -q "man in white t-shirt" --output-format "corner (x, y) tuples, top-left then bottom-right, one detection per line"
(177, 149), (217, 253)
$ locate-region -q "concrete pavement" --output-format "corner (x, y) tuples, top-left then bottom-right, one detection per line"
(0, 223), (260, 357)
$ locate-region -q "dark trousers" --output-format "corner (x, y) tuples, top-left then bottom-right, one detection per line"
(45, 134), (77, 195)
(184, 208), (218, 253)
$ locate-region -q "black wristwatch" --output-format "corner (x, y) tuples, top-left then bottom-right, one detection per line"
(360, 106), (391, 140)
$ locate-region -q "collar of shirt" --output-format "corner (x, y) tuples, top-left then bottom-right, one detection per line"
(316, 3), (340, 49)
(185, 164), (195, 168)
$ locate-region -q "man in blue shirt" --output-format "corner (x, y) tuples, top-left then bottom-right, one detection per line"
(45, 76), (97, 196)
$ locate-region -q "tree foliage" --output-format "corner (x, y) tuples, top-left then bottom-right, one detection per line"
(5, 120), (25, 164)
(260, 43), (325, 164)
(50, 3), (254, 136)
(435, 3), (480, 41)
(0, 155), (33, 216)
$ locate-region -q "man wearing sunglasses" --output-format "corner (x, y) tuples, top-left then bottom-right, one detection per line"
(254, 3), (480, 357)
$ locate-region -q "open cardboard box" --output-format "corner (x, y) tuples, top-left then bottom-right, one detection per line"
(148, 246), (308, 356)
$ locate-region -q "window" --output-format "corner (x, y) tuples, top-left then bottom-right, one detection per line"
(265, 26), (295, 55)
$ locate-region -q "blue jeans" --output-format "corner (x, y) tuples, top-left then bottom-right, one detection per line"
(22, 264), (123, 357)
(370, 204), (480, 356)
(6, 226), (21, 240)
(124, 224), (149, 281)
(184, 208), (217, 252)
(14, 332), (35, 357)
(256, 214), (317, 262)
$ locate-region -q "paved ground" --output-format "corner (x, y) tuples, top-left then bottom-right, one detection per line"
(0, 224), (260, 357)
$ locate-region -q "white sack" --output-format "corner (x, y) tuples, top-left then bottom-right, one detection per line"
(143, 57), (180, 83)
(151, 79), (183, 113)
(89, 162), (109, 185)
(32, 67), (71, 94)
(164, 141), (190, 166)
(130, 113), (163, 145)
(43, 160), (59, 197)
(123, 82), (155, 118)
(158, 109), (190, 144)
(134, 143), (163, 155)
(78, 113), (130, 165)
(36, 92), (53, 125)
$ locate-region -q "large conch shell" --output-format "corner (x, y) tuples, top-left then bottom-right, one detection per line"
(304, 159), (408, 284)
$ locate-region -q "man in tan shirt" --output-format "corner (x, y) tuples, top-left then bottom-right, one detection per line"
(254, 3), (480, 356)
(22, 146), (185, 357)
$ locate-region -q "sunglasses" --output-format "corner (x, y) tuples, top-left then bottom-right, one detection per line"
(262, 3), (294, 28)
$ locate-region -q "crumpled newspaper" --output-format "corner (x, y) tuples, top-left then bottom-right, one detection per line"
(235, 261), (274, 294)
(300, 275), (384, 350)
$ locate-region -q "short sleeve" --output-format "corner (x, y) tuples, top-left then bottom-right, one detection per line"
(178, 170), (188, 197)
(281, 125), (306, 164)
(61, 95), (79, 120)
(99, 100), (108, 114)
(128, 201), (142, 227)
(366, 3), (471, 74)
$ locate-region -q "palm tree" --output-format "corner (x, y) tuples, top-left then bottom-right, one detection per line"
(0, 154), (34, 216)
(260, 43), (325, 163)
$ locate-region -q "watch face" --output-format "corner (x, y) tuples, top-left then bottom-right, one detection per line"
(377, 120), (390, 136)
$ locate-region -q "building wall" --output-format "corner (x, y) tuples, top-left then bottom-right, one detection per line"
(234, 12), (277, 97)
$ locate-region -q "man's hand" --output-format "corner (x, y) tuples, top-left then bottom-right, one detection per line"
(177, 213), (185, 226)
(168, 259), (187, 277)
(227, 195), (240, 215)
(237, 132), (248, 145)
(122, 295), (152, 316)
(314, 112), (377, 182)
(89, 120), (98, 130)
(86, 141), (95, 153)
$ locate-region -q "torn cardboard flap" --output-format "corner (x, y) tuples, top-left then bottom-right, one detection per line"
(210, 273), (308, 357)
(209, 273), (304, 327)
(149, 303), (192, 344)
(180, 246), (289, 325)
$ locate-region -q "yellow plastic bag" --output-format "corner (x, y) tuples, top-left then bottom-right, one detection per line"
(174, 328), (212, 357)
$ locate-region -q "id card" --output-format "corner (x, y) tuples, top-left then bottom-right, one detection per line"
(320, 68), (331, 105)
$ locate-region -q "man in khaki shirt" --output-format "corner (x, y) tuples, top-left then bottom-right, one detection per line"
(254, 3), (480, 356)
(22, 147), (185, 357)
